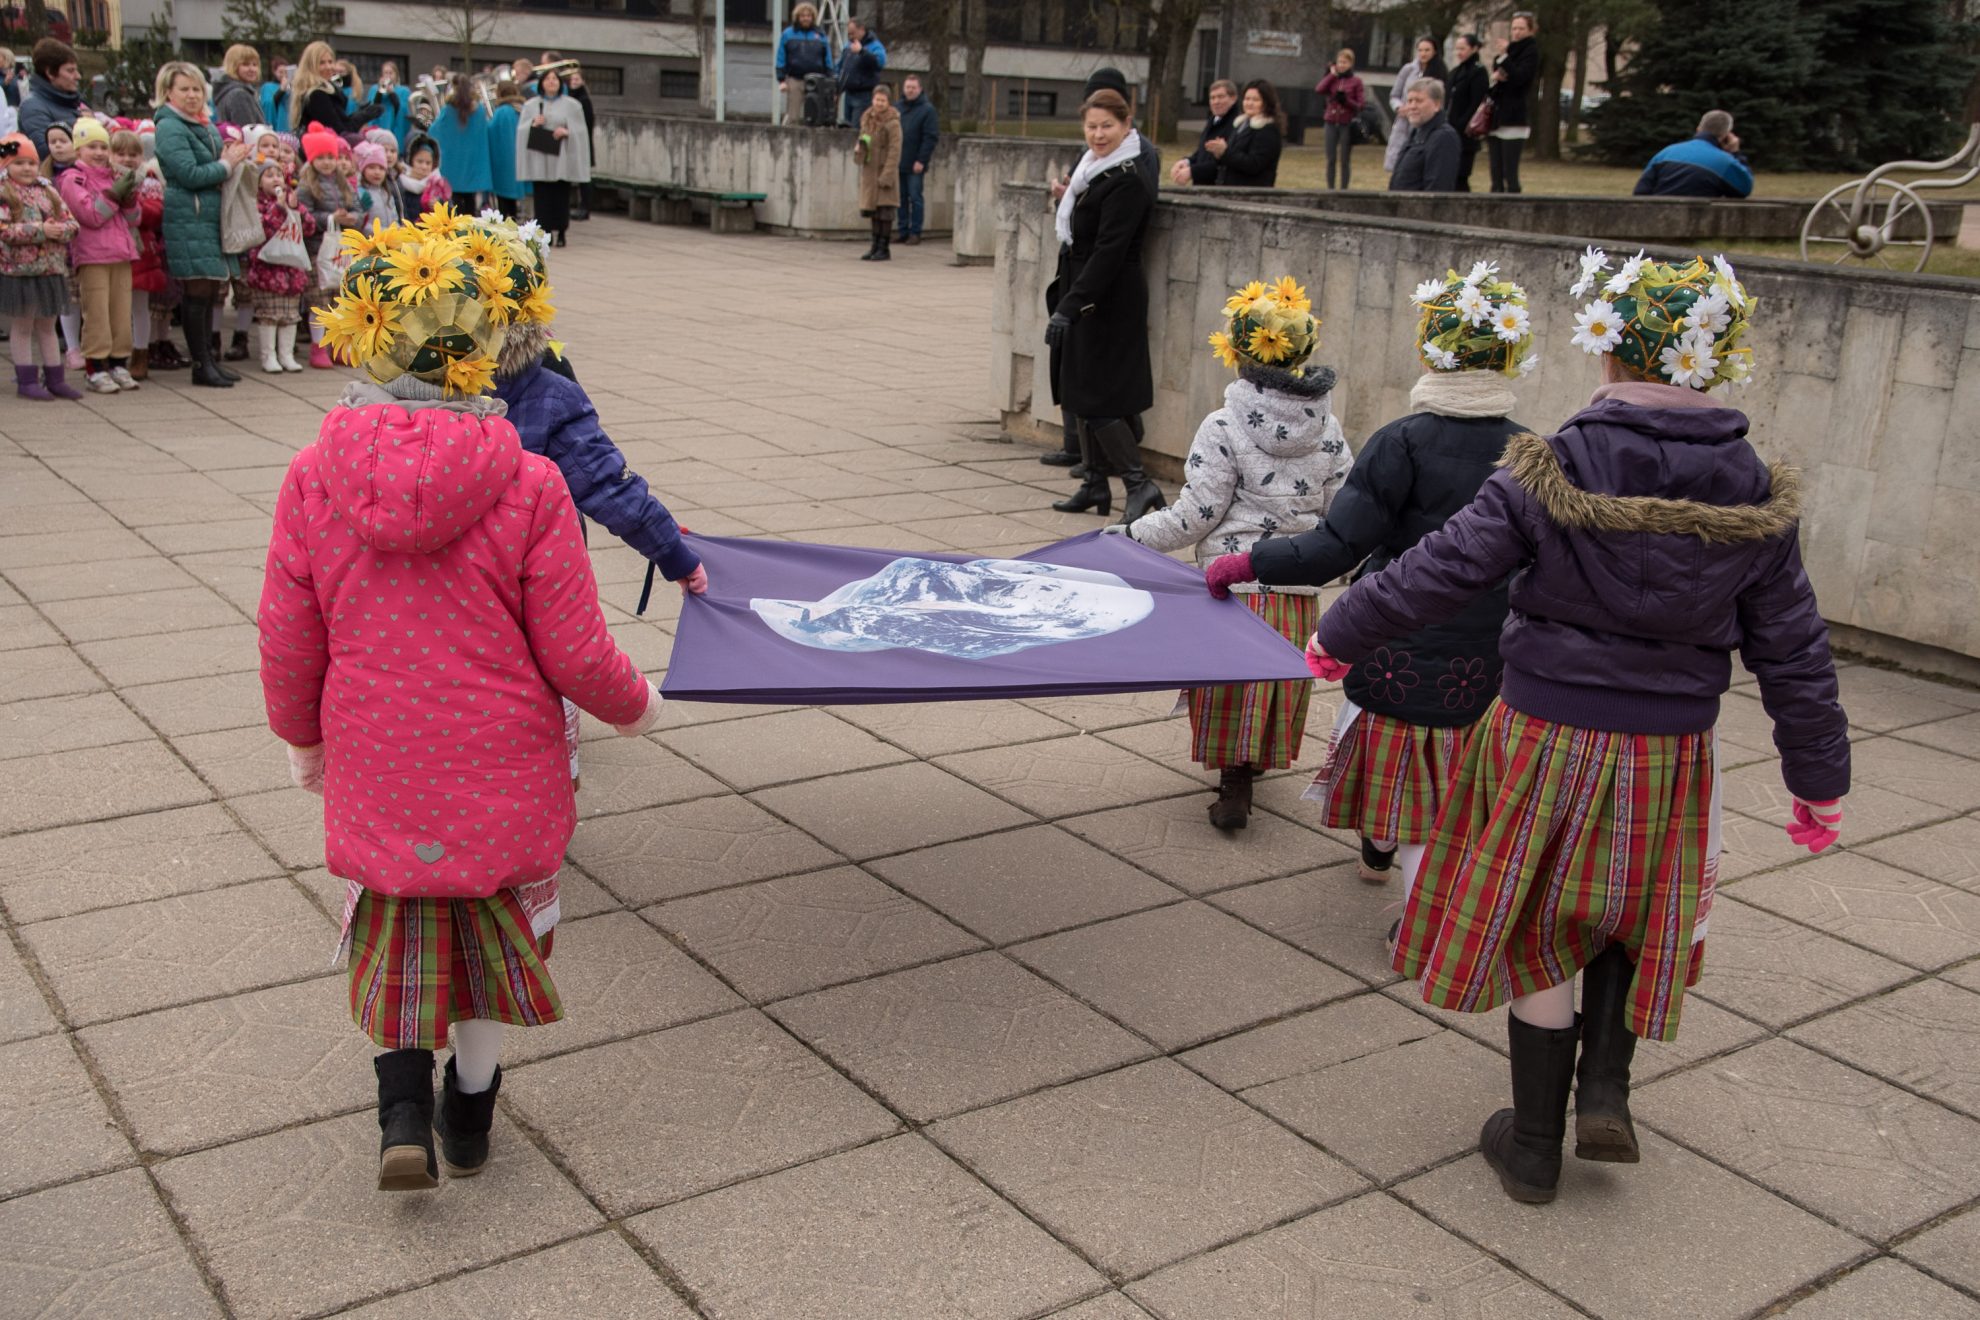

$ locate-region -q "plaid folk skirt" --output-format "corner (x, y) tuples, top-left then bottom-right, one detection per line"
(250, 288), (302, 325)
(342, 881), (563, 1051)
(1393, 700), (1721, 1043)
(1187, 592), (1318, 771)
(1305, 700), (1469, 844)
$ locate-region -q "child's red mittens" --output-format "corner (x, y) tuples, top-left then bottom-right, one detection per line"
(1785, 796), (1843, 854)
(1203, 552), (1257, 600)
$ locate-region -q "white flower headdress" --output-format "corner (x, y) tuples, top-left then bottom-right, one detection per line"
(1567, 246), (1755, 390)
(1411, 262), (1536, 378)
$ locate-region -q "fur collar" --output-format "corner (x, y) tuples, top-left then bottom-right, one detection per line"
(1237, 363), (1336, 399)
(496, 321), (552, 379)
(1501, 431), (1801, 545)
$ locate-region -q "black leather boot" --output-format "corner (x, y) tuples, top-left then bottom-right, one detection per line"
(1209, 766), (1255, 831)
(224, 329), (250, 361)
(182, 299), (234, 389)
(1052, 419), (1111, 515)
(1575, 942), (1641, 1162)
(872, 229), (891, 261)
(210, 331), (241, 381)
(1090, 416), (1165, 525)
(375, 1049), (438, 1191)
(1480, 1013), (1580, 1204)
(434, 1057), (502, 1177)
(860, 218), (882, 260)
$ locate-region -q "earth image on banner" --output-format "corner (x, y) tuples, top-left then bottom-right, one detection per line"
(749, 557), (1156, 659)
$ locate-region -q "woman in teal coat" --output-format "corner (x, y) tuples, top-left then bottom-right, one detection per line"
(362, 61), (412, 147)
(487, 80), (531, 219)
(426, 76), (495, 211)
(154, 61), (250, 390)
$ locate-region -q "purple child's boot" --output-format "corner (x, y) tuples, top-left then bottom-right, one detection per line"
(42, 366), (84, 400)
(15, 364), (54, 400)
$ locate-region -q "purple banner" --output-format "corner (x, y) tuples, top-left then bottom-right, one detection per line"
(660, 531), (1311, 705)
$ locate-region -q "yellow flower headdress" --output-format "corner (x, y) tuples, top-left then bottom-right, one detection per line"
(1567, 247), (1756, 390)
(1207, 275), (1320, 375)
(1411, 262), (1536, 378)
(314, 221), (506, 398)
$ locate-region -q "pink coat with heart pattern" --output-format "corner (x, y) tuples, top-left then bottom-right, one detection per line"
(258, 398), (652, 899)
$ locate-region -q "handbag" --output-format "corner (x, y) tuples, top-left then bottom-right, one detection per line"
(1466, 98), (1496, 140)
(220, 161), (264, 255)
(315, 228), (351, 291)
(260, 206), (310, 270)
(528, 124), (562, 156)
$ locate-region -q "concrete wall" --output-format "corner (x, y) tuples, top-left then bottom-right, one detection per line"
(990, 184), (1980, 672)
(948, 136), (1082, 263)
(591, 115), (957, 238)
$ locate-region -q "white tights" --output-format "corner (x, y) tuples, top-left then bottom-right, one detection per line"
(11, 315), (59, 365)
(450, 1018), (503, 1093)
(130, 290), (150, 350)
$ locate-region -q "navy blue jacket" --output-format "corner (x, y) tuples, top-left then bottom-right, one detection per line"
(897, 94), (938, 169)
(492, 361), (700, 581)
(1635, 134), (1754, 199)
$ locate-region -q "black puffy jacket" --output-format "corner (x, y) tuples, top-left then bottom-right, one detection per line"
(1251, 408), (1523, 727)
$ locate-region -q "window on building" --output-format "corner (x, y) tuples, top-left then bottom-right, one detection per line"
(659, 68), (700, 100)
(1194, 29), (1221, 102)
(581, 64), (624, 95)
(1005, 88), (1057, 119)
(346, 53), (412, 86)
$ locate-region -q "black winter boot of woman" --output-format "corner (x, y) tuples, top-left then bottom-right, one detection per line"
(1090, 415), (1166, 524)
(1209, 766), (1256, 830)
(181, 297), (235, 389)
(374, 1049), (438, 1191)
(1052, 419), (1112, 515)
(434, 1058), (502, 1176)
(1481, 1015), (1579, 1203)
(1575, 942), (1641, 1161)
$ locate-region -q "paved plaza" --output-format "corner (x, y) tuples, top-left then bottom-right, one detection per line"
(4, 216), (1980, 1319)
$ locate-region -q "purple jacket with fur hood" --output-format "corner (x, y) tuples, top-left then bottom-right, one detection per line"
(1315, 385), (1850, 802)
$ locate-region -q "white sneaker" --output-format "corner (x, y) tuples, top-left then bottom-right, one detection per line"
(109, 365), (139, 390)
(85, 370), (120, 394)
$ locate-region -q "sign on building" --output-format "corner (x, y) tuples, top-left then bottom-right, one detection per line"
(1246, 30), (1303, 58)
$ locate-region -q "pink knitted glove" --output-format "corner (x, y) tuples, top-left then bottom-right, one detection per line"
(287, 743), (324, 795)
(1204, 552), (1257, 600)
(1785, 797), (1843, 854)
(1304, 636), (1350, 683)
(613, 679), (664, 738)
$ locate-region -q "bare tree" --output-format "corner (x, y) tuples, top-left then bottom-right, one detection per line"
(420, 0), (514, 71)
(961, 0), (989, 127)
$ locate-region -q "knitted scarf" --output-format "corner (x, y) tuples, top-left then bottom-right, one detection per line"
(1410, 368), (1517, 419)
(1055, 128), (1142, 247)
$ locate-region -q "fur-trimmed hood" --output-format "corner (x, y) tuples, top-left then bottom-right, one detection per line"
(1502, 397), (1799, 545)
(496, 320), (553, 380)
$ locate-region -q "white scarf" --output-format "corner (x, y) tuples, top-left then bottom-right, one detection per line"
(1410, 368), (1518, 419)
(1055, 128), (1142, 247)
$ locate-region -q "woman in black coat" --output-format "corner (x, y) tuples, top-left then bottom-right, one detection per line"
(1210, 80), (1285, 188)
(287, 41), (383, 141)
(1487, 12), (1540, 193)
(1045, 89), (1162, 524)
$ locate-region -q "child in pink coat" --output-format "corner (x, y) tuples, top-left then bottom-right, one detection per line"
(55, 117), (142, 392)
(258, 225), (660, 1192)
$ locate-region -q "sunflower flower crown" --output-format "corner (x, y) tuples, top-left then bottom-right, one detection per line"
(314, 204), (559, 397)
(1567, 247), (1755, 390)
(1411, 261), (1536, 378)
(1207, 276), (1321, 376)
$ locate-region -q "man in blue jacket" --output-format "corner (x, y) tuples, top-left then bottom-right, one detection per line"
(837, 20), (886, 127)
(775, 4), (833, 127)
(1634, 110), (1754, 199)
(895, 73), (938, 244)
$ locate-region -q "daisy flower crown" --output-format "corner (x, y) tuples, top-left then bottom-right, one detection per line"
(1411, 261), (1536, 378)
(1567, 246), (1755, 390)
(1208, 276), (1321, 376)
(315, 207), (559, 396)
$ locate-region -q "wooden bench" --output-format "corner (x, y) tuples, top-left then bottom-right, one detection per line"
(597, 177), (767, 233)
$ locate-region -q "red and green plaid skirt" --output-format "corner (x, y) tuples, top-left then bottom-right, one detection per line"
(346, 888), (563, 1050)
(1394, 700), (1719, 1043)
(1306, 701), (1469, 844)
(1187, 591), (1318, 771)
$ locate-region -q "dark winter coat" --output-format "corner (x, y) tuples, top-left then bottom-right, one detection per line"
(1488, 37), (1539, 129)
(1254, 408), (1523, 728)
(296, 86), (382, 140)
(1635, 134), (1755, 199)
(1216, 115), (1282, 187)
(775, 25), (832, 81)
(1314, 393), (1850, 800)
(1316, 71), (1365, 126)
(154, 105), (238, 280)
(1184, 107), (1239, 184)
(1446, 55), (1489, 137)
(492, 358), (700, 581)
(1047, 160), (1153, 420)
(1389, 111), (1461, 190)
(18, 73), (82, 157)
(897, 94), (939, 171)
(210, 74), (262, 129)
